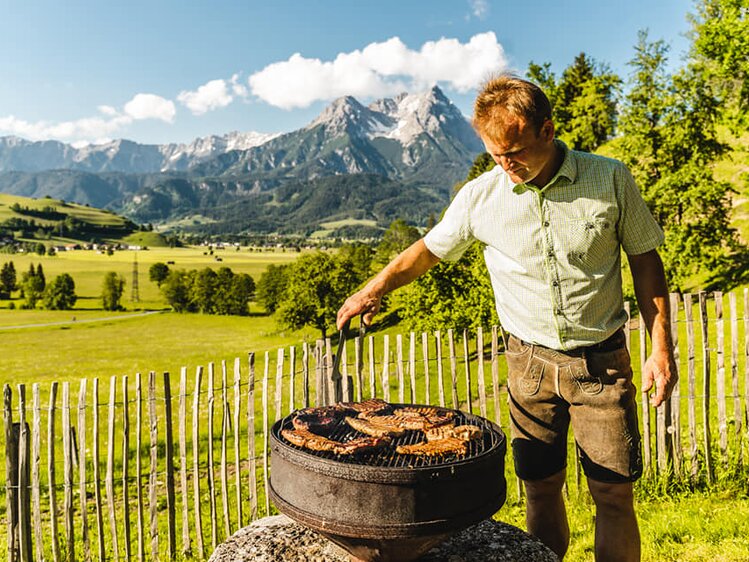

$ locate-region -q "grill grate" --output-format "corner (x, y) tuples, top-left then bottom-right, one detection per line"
(274, 406), (500, 468)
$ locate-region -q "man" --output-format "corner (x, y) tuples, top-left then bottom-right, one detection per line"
(336, 74), (677, 561)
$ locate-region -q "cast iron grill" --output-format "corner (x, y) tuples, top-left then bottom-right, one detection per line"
(269, 404), (507, 562)
(273, 406), (499, 469)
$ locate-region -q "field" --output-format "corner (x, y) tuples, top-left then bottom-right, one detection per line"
(2, 247), (749, 561)
(0, 245), (303, 311)
(0, 246), (316, 384)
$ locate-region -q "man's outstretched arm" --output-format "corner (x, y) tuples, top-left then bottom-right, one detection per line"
(336, 239), (440, 330)
(628, 248), (678, 407)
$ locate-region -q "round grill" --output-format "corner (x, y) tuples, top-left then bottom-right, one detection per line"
(269, 404), (507, 562)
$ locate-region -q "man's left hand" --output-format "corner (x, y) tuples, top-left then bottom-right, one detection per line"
(641, 350), (678, 408)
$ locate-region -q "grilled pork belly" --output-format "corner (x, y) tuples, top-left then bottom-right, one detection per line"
(396, 437), (468, 457)
(345, 416), (406, 437)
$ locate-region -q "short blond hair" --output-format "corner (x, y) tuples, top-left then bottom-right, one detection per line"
(472, 74), (552, 141)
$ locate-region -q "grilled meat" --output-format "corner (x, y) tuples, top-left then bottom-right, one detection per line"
(334, 435), (392, 455)
(358, 411), (432, 431)
(281, 428), (339, 452)
(361, 409), (454, 431)
(282, 428), (390, 455)
(338, 398), (392, 415)
(396, 437), (468, 457)
(394, 406), (455, 428)
(345, 416), (406, 438)
(394, 406), (451, 418)
(291, 404), (356, 434)
(425, 424), (483, 442)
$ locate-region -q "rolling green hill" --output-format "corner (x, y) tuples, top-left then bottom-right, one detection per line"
(0, 193), (168, 247)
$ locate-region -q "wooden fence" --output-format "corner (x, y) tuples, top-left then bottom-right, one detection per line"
(3, 290), (749, 561)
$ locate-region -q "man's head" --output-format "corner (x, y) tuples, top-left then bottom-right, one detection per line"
(472, 74), (558, 186)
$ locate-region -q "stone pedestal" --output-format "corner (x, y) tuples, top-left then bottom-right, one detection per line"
(209, 515), (558, 562)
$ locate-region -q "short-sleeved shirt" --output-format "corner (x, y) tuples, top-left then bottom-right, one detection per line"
(423, 140), (664, 350)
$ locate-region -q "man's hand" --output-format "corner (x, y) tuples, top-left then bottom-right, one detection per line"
(335, 239), (440, 331)
(641, 350), (678, 408)
(336, 287), (382, 330)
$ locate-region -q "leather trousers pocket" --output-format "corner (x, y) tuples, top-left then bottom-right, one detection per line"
(568, 359), (603, 395)
(506, 343), (544, 397)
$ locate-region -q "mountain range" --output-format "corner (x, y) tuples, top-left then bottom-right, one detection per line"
(0, 86), (484, 236)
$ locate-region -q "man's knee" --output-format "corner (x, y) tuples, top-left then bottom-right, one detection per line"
(587, 479), (635, 512)
(524, 469), (566, 503)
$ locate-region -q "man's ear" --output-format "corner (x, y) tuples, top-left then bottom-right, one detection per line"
(541, 119), (555, 141)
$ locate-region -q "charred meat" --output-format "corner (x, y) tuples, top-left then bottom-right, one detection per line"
(345, 416), (406, 438)
(338, 398), (392, 415)
(291, 404), (355, 434)
(425, 424), (483, 442)
(282, 428), (390, 455)
(395, 437), (468, 457)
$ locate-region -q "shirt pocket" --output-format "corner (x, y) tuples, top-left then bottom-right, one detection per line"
(559, 217), (618, 271)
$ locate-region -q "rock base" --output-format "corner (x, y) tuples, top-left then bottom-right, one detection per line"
(209, 515), (558, 562)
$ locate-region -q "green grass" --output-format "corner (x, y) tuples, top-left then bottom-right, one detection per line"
(498, 491), (749, 561)
(0, 193), (128, 228)
(121, 231), (169, 247)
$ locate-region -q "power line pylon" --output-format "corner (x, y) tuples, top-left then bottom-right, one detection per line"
(131, 251), (140, 303)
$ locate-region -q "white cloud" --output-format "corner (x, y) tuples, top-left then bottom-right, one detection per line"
(97, 105), (119, 117)
(177, 79), (234, 115)
(230, 73), (249, 98)
(123, 93), (176, 122)
(0, 93), (176, 142)
(0, 113), (131, 142)
(469, 0), (489, 19)
(248, 32), (507, 109)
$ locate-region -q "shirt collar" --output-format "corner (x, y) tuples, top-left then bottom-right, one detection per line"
(509, 139), (577, 195)
(549, 139), (577, 184)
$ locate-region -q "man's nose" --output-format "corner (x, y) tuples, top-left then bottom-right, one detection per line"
(498, 155), (513, 169)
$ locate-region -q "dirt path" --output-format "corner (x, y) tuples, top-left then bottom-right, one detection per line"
(0, 310), (164, 330)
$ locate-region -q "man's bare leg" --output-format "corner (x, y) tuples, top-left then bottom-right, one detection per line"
(587, 479), (640, 562)
(524, 469), (569, 560)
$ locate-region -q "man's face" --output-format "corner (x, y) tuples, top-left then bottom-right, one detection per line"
(480, 117), (556, 185)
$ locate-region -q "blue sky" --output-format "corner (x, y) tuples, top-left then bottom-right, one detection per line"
(0, 0), (694, 146)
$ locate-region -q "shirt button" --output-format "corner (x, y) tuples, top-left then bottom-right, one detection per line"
(554, 309), (562, 315)
(547, 250), (554, 258)
(552, 280), (559, 287)
(543, 221), (550, 227)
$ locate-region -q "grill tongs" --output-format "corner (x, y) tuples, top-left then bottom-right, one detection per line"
(330, 317), (364, 403)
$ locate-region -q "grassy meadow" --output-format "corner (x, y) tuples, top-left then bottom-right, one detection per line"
(2, 245), (749, 560)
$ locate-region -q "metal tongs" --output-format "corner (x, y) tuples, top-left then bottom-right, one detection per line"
(331, 315), (366, 403)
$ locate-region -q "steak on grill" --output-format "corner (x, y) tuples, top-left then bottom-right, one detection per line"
(344, 415), (406, 437)
(282, 428), (391, 455)
(396, 437), (468, 457)
(359, 410), (454, 431)
(339, 398), (392, 415)
(425, 424), (483, 442)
